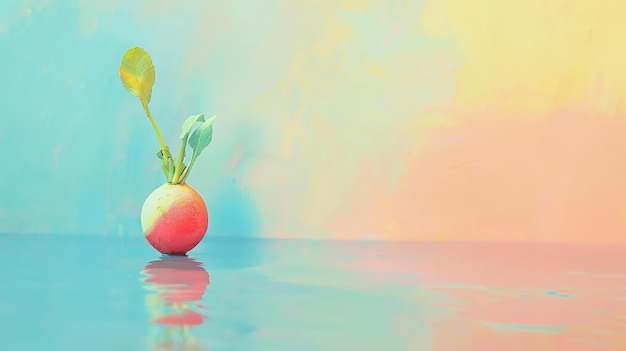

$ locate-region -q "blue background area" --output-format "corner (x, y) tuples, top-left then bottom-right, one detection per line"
(0, 1), (261, 236)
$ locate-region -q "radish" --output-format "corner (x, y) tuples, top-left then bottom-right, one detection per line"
(119, 47), (216, 255)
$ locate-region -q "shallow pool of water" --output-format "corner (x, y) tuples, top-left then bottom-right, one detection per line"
(0, 234), (624, 350)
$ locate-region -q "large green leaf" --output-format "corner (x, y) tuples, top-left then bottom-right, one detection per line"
(119, 47), (155, 104)
(188, 115), (217, 159)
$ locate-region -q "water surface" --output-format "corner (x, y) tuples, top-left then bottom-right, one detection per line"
(0, 234), (624, 350)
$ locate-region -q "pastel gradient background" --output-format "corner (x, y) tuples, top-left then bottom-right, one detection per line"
(2, 0), (626, 243)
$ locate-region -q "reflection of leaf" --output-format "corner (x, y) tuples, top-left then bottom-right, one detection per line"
(189, 116), (217, 159)
(119, 47), (155, 104)
(180, 114), (205, 140)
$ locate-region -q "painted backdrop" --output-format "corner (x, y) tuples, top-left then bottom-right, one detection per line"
(2, 0), (626, 243)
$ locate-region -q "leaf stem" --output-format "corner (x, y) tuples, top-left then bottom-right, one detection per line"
(142, 100), (171, 162)
(172, 135), (189, 184)
(179, 153), (197, 184)
(141, 100), (175, 182)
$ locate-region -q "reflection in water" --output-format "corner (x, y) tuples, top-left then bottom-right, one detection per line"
(1, 235), (626, 350)
(141, 256), (210, 351)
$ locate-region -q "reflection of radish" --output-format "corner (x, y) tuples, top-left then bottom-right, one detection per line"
(143, 256), (210, 304)
(119, 47), (217, 255)
(142, 257), (210, 347)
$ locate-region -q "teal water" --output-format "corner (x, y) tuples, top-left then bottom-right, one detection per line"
(1, 235), (625, 350)
(0, 235), (431, 350)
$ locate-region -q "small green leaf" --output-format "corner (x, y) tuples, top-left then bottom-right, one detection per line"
(119, 47), (155, 104)
(171, 113), (205, 184)
(188, 115), (217, 159)
(179, 113), (205, 140)
(156, 149), (164, 160)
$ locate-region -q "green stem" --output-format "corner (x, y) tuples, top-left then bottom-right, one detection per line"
(142, 100), (172, 161)
(179, 153), (197, 184)
(167, 160), (174, 184)
(141, 100), (175, 182)
(172, 135), (189, 184)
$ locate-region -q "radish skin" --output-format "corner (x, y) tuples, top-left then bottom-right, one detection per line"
(141, 183), (209, 255)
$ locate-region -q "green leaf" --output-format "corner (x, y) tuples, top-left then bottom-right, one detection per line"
(156, 149), (164, 160)
(188, 115), (217, 159)
(179, 113), (205, 140)
(119, 47), (155, 104)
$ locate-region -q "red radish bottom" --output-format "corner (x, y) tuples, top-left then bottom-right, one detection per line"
(141, 183), (209, 255)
